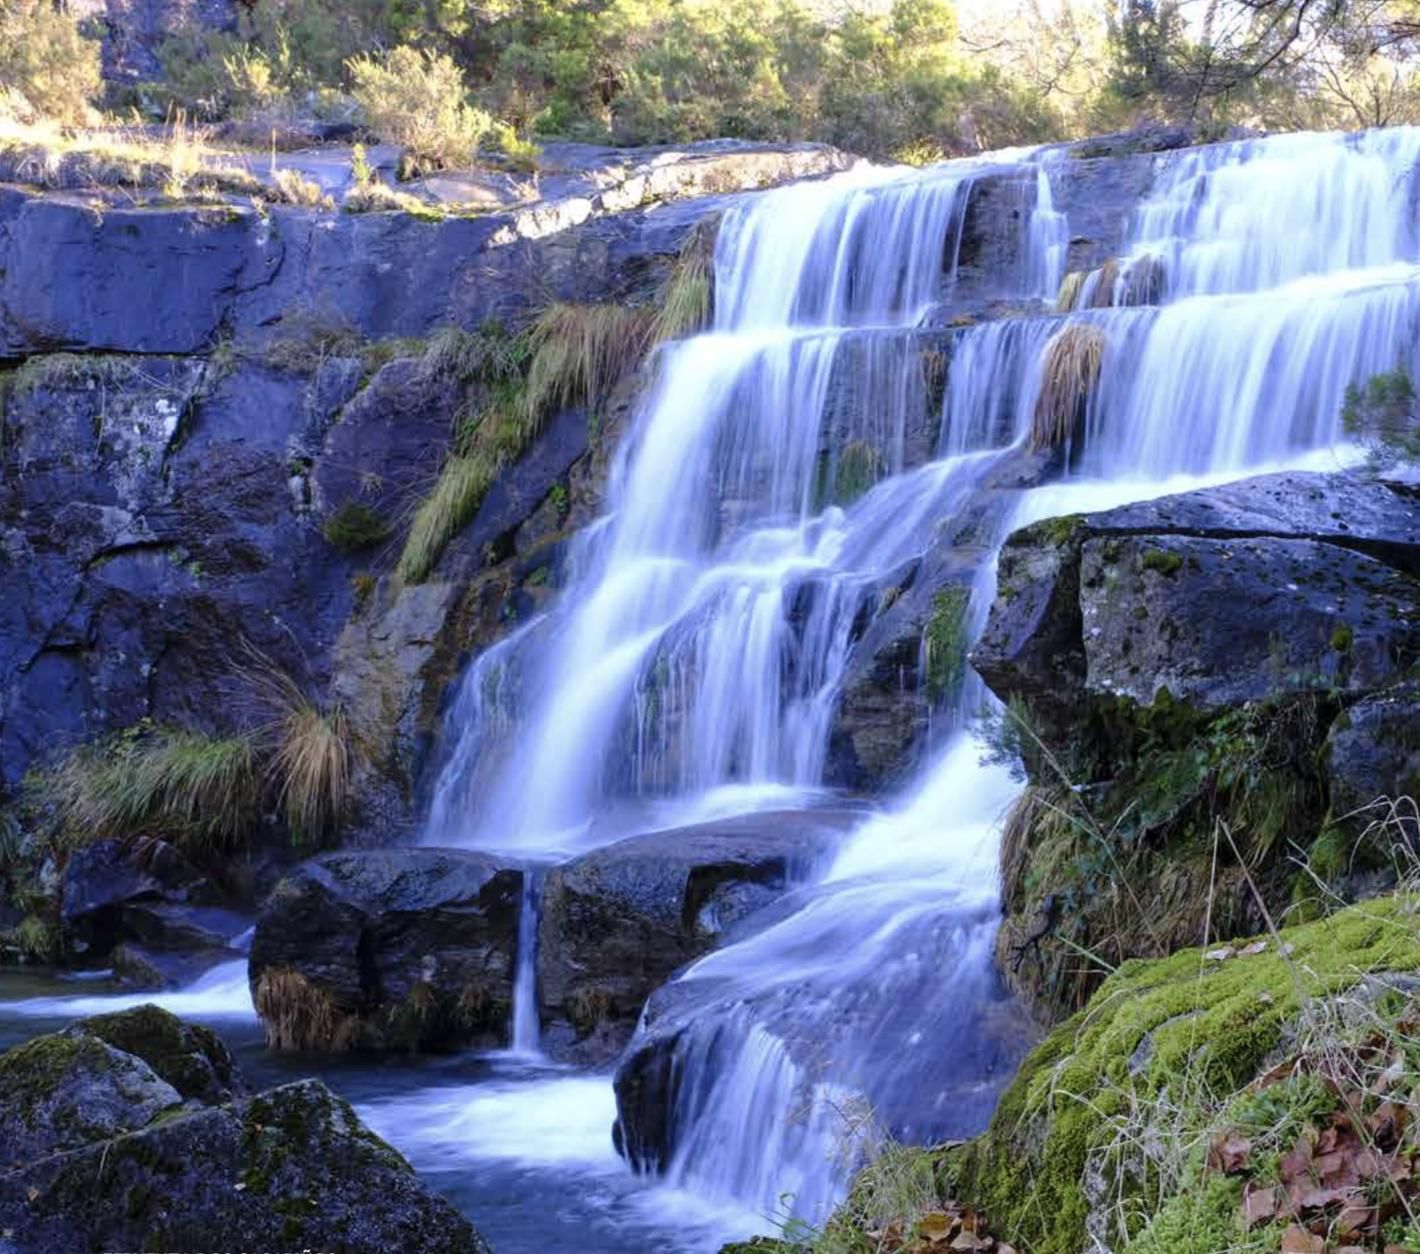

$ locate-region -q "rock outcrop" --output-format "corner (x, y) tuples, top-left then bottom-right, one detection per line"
(537, 809), (859, 1062)
(249, 848), (522, 1051)
(973, 469), (1420, 1019)
(0, 1005), (488, 1252)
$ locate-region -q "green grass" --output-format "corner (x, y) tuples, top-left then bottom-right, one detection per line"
(55, 727), (259, 853)
(521, 302), (651, 425)
(396, 448), (499, 583)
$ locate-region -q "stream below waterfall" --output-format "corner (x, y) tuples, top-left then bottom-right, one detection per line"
(2, 122), (1415, 1252)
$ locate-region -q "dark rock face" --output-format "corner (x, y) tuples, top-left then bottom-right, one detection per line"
(1327, 683), (1420, 839)
(249, 848), (523, 1051)
(537, 810), (858, 1062)
(0, 1008), (487, 1253)
(974, 471), (1420, 734)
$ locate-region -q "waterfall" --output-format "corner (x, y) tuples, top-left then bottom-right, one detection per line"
(422, 125), (1420, 1234)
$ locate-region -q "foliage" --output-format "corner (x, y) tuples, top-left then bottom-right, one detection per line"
(54, 725), (260, 853)
(348, 46), (493, 175)
(0, 0), (102, 127)
(1342, 367), (1420, 461)
(925, 585), (971, 702)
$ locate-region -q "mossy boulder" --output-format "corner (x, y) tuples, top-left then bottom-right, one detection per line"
(950, 896), (1420, 1254)
(0, 1031), (180, 1167)
(0, 1079), (490, 1253)
(75, 1004), (245, 1105)
(977, 470), (1420, 1019)
(0, 1009), (491, 1250)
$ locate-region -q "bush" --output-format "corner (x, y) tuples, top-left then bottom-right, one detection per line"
(0, 0), (103, 126)
(348, 46), (492, 175)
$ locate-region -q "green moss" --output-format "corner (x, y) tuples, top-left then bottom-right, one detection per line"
(924, 585), (971, 702)
(952, 896), (1420, 1254)
(1329, 623), (1354, 653)
(1034, 513), (1084, 547)
(322, 501), (389, 552)
(1140, 548), (1184, 577)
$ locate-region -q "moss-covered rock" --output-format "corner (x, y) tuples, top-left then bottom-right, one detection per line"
(0, 1079), (490, 1252)
(75, 1003), (245, 1105)
(951, 896), (1420, 1254)
(0, 1031), (180, 1167)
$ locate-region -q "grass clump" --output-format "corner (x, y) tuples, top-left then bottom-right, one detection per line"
(322, 501), (389, 553)
(55, 726), (259, 853)
(271, 167), (334, 209)
(649, 232), (713, 345)
(521, 302), (652, 426)
(348, 46), (492, 177)
(397, 450), (499, 583)
(242, 661), (351, 846)
(1031, 323), (1105, 452)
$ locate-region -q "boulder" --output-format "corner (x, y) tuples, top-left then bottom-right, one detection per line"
(973, 471), (1420, 737)
(0, 1032), (180, 1167)
(0, 1010), (488, 1253)
(74, 1004), (244, 1105)
(249, 848), (523, 1052)
(537, 809), (861, 1063)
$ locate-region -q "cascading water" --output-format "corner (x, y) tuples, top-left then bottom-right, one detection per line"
(411, 125), (1419, 1246)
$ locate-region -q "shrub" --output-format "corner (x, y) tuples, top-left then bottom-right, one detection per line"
(348, 46), (492, 175)
(0, 0), (102, 126)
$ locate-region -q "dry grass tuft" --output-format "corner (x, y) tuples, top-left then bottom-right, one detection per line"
(255, 966), (359, 1052)
(237, 649), (352, 845)
(1086, 257), (1121, 309)
(1030, 322), (1105, 452)
(272, 167), (334, 209)
(1055, 270), (1085, 314)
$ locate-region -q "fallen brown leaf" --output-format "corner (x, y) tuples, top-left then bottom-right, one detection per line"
(1241, 1183), (1279, 1228)
(1281, 1223), (1326, 1254)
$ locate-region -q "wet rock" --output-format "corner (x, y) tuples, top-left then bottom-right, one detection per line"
(0, 1032), (181, 1166)
(537, 810), (859, 1063)
(1327, 683), (1420, 838)
(0, 1073), (489, 1253)
(74, 1004), (245, 1105)
(249, 848), (523, 1052)
(111, 942), (235, 991)
(973, 471), (1420, 738)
